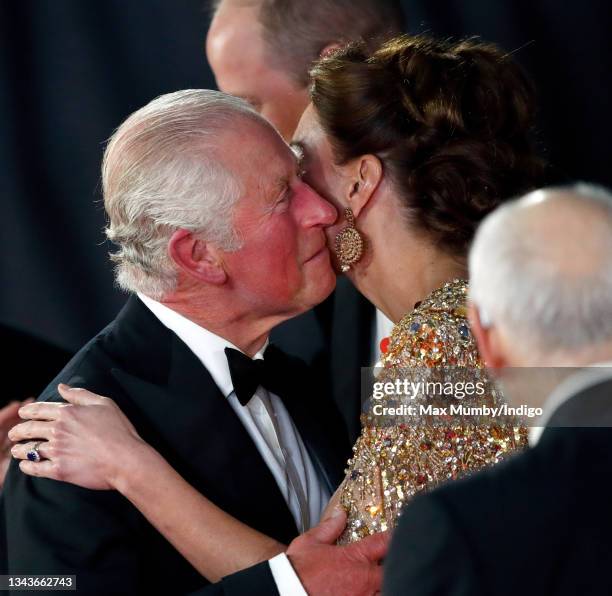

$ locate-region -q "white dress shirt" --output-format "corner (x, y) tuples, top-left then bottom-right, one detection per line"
(138, 294), (328, 595)
(529, 362), (612, 446)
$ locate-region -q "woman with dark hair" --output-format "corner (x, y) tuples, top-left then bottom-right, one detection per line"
(299, 34), (543, 542)
(10, 35), (544, 577)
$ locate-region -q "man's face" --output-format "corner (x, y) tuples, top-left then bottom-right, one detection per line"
(219, 118), (337, 319)
(206, 2), (310, 141)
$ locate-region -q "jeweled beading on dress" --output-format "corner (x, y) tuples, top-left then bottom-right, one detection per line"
(339, 279), (528, 543)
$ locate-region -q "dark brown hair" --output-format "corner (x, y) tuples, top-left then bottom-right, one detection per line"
(310, 35), (546, 254)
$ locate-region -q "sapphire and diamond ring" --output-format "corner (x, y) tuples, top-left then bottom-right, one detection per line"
(26, 441), (44, 462)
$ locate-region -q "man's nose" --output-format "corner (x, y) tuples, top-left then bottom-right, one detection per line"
(297, 183), (338, 227)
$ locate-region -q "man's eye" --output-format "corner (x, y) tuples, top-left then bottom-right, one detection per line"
(276, 188), (291, 206)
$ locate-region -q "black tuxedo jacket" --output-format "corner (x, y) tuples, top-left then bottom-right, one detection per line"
(1, 296), (350, 595)
(271, 276), (373, 442)
(384, 376), (612, 596)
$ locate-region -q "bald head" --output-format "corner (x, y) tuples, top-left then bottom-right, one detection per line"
(504, 187), (612, 278)
(469, 183), (612, 362)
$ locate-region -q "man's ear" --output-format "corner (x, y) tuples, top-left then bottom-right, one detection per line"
(468, 302), (507, 369)
(345, 154), (383, 219)
(168, 229), (227, 285)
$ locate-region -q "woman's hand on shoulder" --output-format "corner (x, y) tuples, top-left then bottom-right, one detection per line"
(9, 384), (146, 490)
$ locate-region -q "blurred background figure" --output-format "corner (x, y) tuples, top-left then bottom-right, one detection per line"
(206, 0), (403, 140)
(0, 326), (71, 407)
(0, 325), (71, 489)
(385, 183), (612, 595)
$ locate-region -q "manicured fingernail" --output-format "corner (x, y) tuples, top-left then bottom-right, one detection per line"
(58, 383), (80, 392)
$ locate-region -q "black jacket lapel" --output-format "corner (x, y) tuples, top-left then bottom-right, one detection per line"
(108, 296), (299, 544)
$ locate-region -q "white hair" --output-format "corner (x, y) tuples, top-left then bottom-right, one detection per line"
(469, 183), (612, 354)
(102, 89), (261, 299)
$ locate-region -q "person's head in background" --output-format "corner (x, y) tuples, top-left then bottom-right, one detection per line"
(102, 89), (337, 354)
(469, 183), (612, 367)
(206, 0), (404, 140)
(294, 35), (546, 322)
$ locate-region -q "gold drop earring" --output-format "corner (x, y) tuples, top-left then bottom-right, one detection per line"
(334, 207), (364, 272)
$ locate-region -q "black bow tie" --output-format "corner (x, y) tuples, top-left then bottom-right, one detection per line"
(224, 345), (287, 406)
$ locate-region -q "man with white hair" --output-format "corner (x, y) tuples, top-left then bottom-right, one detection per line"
(384, 183), (612, 595)
(1, 89), (386, 595)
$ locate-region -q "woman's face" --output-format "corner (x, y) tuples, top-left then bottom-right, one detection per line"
(292, 104), (352, 262)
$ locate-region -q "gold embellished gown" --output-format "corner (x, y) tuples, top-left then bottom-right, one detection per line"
(339, 279), (527, 543)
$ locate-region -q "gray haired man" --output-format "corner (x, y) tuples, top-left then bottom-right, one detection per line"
(385, 184), (612, 595)
(2, 89), (386, 596)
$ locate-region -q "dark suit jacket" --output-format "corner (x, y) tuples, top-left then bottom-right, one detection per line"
(384, 376), (612, 596)
(1, 296), (350, 595)
(271, 276), (373, 442)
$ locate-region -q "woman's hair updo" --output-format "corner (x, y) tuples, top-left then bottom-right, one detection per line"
(310, 35), (546, 254)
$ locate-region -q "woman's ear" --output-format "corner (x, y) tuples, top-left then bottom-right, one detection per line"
(168, 229), (227, 286)
(346, 154), (383, 219)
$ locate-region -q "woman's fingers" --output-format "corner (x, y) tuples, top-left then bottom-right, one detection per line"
(18, 401), (69, 421)
(19, 459), (59, 480)
(321, 477), (346, 521)
(17, 386), (110, 421)
(8, 420), (55, 442)
(11, 440), (51, 461)
(57, 384), (108, 405)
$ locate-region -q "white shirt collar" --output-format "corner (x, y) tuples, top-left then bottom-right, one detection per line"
(529, 361), (612, 446)
(137, 293), (268, 398)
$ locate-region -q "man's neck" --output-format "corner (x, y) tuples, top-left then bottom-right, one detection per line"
(164, 302), (269, 357)
(353, 229), (467, 323)
(155, 290), (295, 357)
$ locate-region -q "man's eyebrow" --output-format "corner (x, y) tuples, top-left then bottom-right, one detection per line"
(266, 171), (291, 204)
